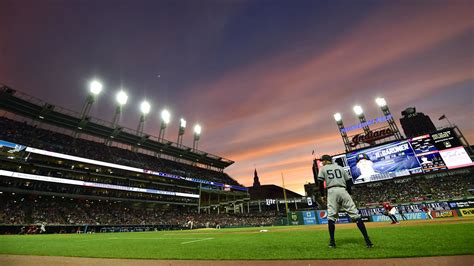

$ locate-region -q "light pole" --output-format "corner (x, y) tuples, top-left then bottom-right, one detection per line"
(334, 112), (351, 152)
(193, 124), (201, 151)
(159, 109), (170, 142)
(375, 97), (403, 139)
(111, 90), (128, 128)
(105, 90), (128, 145)
(137, 100), (151, 136)
(177, 118), (186, 146)
(80, 80), (103, 119)
(75, 80), (103, 139)
(353, 105), (371, 135)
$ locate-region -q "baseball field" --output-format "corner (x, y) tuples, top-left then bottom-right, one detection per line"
(0, 218), (473, 262)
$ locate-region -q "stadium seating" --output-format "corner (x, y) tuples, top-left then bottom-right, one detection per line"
(352, 174), (473, 206)
(0, 192), (281, 228)
(0, 117), (240, 186)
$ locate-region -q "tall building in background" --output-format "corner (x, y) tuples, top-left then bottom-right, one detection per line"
(400, 107), (436, 138)
(253, 169), (261, 187)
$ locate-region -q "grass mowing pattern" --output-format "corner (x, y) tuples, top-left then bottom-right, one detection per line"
(0, 220), (473, 260)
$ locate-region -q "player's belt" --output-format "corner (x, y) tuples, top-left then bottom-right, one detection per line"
(328, 186), (346, 189)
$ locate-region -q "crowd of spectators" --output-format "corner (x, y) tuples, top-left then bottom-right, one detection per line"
(0, 117), (240, 186)
(0, 177), (196, 205)
(0, 193), (281, 228)
(352, 174), (473, 206)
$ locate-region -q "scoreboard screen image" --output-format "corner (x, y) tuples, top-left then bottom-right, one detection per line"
(346, 140), (422, 184)
(335, 129), (473, 184)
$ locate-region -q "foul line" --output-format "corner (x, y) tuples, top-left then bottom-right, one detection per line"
(181, 238), (214, 245)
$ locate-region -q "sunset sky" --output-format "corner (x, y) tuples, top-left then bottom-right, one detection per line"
(1, 0), (473, 194)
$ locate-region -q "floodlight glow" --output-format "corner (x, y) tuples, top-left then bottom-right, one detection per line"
(353, 105), (364, 116)
(89, 80), (103, 95)
(375, 97), (387, 107)
(334, 113), (342, 122)
(194, 124), (202, 135)
(180, 118), (187, 128)
(116, 90), (128, 105)
(140, 101), (151, 115)
(161, 109), (171, 124)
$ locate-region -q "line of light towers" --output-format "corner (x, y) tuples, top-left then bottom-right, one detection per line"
(79, 79), (202, 151)
(333, 97), (402, 152)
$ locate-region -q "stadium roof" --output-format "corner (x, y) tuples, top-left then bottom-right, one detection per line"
(0, 85), (234, 169)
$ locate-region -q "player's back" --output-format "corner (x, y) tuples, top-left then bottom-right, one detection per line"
(319, 163), (349, 188)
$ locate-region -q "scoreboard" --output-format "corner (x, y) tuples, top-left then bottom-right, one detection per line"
(331, 129), (473, 184)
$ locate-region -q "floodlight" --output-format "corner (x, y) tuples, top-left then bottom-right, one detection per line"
(194, 124), (202, 135)
(140, 101), (151, 115)
(180, 118), (187, 128)
(334, 113), (342, 122)
(89, 80), (103, 95)
(161, 109), (171, 124)
(353, 105), (364, 116)
(116, 90), (128, 105)
(375, 97), (387, 107)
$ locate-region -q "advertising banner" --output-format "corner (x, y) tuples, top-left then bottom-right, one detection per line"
(302, 211), (317, 225)
(448, 200), (474, 209)
(430, 129), (462, 150)
(459, 208), (474, 217)
(432, 210), (458, 218)
(288, 212), (303, 225)
(371, 212), (427, 222)
(438, 147), (474, 169)
(316, 210), (351, 224)
(0, 140), (26, 154)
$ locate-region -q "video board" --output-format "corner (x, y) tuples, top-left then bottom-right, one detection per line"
(346, 140), (422, 184)
(333, 129), (473, 184)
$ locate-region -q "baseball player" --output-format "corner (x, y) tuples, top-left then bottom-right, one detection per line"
(355, 154), (378, 183)
(382, 202), (400, 224)
(318, 154), (373, 248)
(422, 205), (433, 219)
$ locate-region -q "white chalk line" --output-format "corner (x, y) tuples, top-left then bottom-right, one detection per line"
(75, 237), (205, 241)
(180, 237), (214, 245)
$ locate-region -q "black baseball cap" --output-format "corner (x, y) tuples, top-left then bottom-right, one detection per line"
(321, 155), (332, 162)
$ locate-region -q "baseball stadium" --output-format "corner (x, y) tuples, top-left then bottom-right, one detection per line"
(0, 84), (473, 265)
(1, 1), (473, 266)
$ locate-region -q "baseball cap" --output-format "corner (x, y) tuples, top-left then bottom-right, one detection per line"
(356, 153), (369, 162)
(321, 155), (332, 162)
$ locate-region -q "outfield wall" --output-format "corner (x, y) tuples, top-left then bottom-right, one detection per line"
(282, 198), (474, 225)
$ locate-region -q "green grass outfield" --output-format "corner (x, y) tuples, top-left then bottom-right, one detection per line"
(0, 218), (473, 260)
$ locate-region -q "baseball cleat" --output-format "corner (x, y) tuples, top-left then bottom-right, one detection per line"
(366, 242), (374, 248)
(329, 241), (336, 248)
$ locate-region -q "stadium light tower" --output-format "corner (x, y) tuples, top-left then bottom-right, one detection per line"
(136, 100), (151, 137)
(159, 109), (171, 142)
(334, 113), (352, 152)
(75, 80), (103, 139)
(177, 118), (186, 146)
(111, 90), (128, 128)
(375, 97), (403, 140)
(353, 105), (371, 135)
(80, 80), (103, 119)
(105, 90), (128, 145)
(193, 124), (202, 151)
